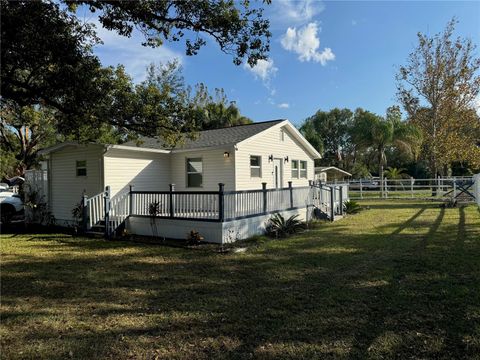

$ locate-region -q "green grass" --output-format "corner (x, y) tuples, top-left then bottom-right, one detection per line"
(1, 200), (480, 359)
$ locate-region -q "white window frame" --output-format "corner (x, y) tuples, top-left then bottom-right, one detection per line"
(250, 155), (262, 178)
(300, 160), (308, 178)
(76, 160), (87, 177)
(291, 160), (299, 179)
(186, 157), (203, 188)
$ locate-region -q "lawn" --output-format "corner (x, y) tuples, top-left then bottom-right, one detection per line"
(1, 200), (480, 359)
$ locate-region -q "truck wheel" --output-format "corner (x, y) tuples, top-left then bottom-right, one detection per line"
(1, 204), (15, 224)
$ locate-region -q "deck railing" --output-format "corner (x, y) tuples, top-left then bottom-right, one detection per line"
(84, 182), (349, 237)
(84, 191), (105, 229)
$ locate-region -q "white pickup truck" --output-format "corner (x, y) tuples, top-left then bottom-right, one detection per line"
(0, 180), (24, 224)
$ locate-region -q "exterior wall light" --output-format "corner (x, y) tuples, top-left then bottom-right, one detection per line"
(284, 156), (289, 163)
(224, 152), (230, 158)
(268, 154), (274, 162)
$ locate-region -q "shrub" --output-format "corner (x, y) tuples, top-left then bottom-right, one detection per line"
(148, 201), (161, 216)
(24, 187), (55, 226)
(343, 200), (363, 215)
(265, 213), (306, 238)
(187, 230), (204, 244)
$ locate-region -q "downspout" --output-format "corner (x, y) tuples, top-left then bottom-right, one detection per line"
(101, 145), (110, 191)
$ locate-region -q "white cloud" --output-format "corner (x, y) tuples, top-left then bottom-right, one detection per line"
(244, 58), (278, 95)
(270, 0), (324, 26)
(90, 20), (183, 82)
(278, 103), (290, 109)
(244, 58), (278, 82)
(281, 22), (335, 65)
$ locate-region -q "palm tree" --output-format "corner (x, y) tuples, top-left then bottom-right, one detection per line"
(384, 167), (408, 179)
(352, 107), (422, 197)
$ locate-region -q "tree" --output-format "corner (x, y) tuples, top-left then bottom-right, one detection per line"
(384, 167), (408, 179)
(396, 18), (480, 176)
(351, 107), (421, 196)
(0, 103), (58, 176)
(1, 0), (271, 144)
(1, 0), (102, 115)
(192, 85), (252, 130)
(66, 0), (271, 67)
(300, 108), (354, 167)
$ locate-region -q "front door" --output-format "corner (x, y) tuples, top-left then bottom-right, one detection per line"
(273, 158), (283, 188)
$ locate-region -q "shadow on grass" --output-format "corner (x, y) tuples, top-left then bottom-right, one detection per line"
(1, 202), (480, 359)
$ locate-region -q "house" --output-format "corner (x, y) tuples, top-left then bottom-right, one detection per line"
(315, 166), (352, 183)
(36, 119), (344, 243)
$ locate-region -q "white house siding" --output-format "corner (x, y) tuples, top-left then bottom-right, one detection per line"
(235, 125), (315, 190)
(170, 147), (236, 191)
(49, 145), (104, 224)
(103, 148), (171, 197)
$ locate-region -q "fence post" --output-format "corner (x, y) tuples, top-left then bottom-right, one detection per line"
(437, 176), (441, 198)
(129, 184), (134, 216)
(288, 181), (293, 209)
(360, 179), (363, 199)
(330, 186), (335, 221)
(218, 183), (224, 222)
(262, 182), (267, 214)
(453, 179), (457, 199)
(169, 183), (175, 218)
(410, 177), (414, 198)
(104, 186), (110, 239)
(82, 193), (88, 232)
(384, 177), (388, 198)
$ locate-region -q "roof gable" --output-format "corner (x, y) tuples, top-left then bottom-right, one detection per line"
(236, 121), (321, 159)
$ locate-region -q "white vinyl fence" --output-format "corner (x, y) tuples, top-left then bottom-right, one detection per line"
(473, 174), (480, 208)
(349, 177), (474, 201)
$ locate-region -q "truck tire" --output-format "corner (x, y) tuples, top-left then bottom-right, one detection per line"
(1, 204), (15, 224)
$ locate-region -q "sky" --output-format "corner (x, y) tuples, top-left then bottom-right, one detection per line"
(81, 1), (480, 127)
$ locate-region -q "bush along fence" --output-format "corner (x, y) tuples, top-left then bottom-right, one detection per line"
(81, 181), (349, 238)
(348, 176), (476, 202)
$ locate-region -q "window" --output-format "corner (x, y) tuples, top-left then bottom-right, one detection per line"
(300, 161), (307, 178)
(291, 160), (299, 178)
(186, 158), (203, 187)
(250, 155), (261, 177)
(76, 160), (87, 176)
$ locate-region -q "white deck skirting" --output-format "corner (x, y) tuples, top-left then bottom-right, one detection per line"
(126, 207), (313, 244)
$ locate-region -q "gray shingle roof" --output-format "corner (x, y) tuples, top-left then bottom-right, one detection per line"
(122, 119), (285, 151)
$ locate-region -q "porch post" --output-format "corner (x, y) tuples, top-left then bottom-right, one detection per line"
(82, 193), (88, 232)
(330, 186), (335, 221)
(339, 186), (344, 215)
(288, 181), (293, 209)
(169, 184), (175, 218)
(104, 186), (110, 239)
(129, 184), (134, 216)
(218, 183), (225, 222)
(262, 182), (267, 214)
